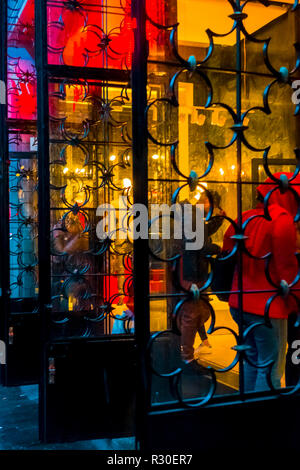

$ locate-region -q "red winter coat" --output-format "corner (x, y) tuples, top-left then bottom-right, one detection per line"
(223, 172), (300, 319)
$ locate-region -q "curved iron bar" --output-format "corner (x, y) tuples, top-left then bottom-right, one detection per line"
(172, 365), (217, 408)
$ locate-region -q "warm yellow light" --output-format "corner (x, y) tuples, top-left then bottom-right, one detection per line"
(219, 168), (224, 176)
(63, 167), (69, 174)
(194, 193), (201, 201)
(110, 155), (116, 161)
(80, 169), (85, 173)
(152, 154), (159, 160)
(123, 178), (132, 189)
(197, 183), (207, 193)
(231, 165), (235, 170)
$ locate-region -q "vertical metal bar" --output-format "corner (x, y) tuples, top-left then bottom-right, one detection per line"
(131, 0), (150, 452)
(0, 0), (9, 386)
(235, 0), (245, 398)
(294, 8), (300, 150)
(35, 0), (51, 442)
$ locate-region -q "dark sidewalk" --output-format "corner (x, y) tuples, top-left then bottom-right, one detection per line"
(0, 384), (135, 450)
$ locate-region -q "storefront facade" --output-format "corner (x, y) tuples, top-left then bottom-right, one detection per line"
(1, 0), (300, 449)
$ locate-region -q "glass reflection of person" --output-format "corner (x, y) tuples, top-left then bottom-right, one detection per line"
(179, 191), (226, 363)
(52, 214), (88, 311)
(224, 173), (300, 392)
(53, 215), (87, 255)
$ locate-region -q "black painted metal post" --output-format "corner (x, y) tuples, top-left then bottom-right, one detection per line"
(35, 0), (51, 442)
(131, 0), (150, 452)
(0, 0), (9, 386)
(235, 0), (245, 398)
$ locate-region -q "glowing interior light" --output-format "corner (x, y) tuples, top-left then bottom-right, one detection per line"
(219, 168), (224, 175)
(242, 171), (245, 176)
(194, 193), (201, 200)
(197, 183), (207, 193)
(63, 167), (69, 174)
(80, 169), (85, 173)
(123, 178), (132, 188)
(231, 165), (235, 170)
(152, 154), (159, 160)
(75, 168), (79, 173)
(110, 155), (116, 161)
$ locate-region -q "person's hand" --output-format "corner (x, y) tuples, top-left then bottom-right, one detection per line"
(123, 309), (134, 319)
(53, 218), (64, 230)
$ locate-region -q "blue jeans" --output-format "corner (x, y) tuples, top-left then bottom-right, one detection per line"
(230, 308), (287, 392)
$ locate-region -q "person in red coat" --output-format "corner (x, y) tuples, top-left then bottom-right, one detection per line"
(223, 172), (300, 392)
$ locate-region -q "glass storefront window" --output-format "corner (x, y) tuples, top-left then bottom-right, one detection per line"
(3, 0), (300, 417)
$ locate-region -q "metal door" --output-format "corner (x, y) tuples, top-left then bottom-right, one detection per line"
(133, 0), (300, 451)
(0, 0), (40, 386)
(35, 0), (139, 442)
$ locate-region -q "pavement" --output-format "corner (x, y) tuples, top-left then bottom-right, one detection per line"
(0, 384), (135, 450)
